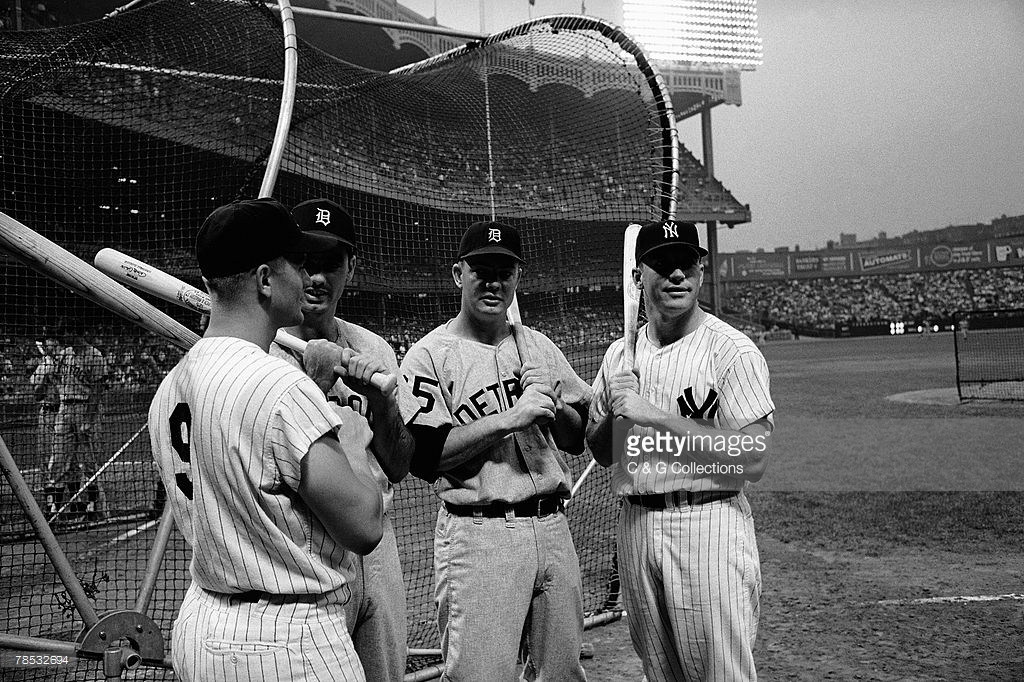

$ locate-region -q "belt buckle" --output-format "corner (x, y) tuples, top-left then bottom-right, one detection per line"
(538, 496), (559, 516)
(537, 496), (550, 516)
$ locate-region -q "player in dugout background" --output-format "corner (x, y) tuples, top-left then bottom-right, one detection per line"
(587, 220), (775, 682)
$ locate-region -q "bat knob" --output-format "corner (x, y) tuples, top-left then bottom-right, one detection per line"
(373, 373), (399, 394)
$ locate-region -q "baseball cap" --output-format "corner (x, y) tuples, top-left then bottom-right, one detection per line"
(195, 198), (337, 278)
(635, 220), (709, 264)
(291, 198), (357, 254)
(457, 221), (525, 262)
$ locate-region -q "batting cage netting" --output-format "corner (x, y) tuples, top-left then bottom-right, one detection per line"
(0, 0), (677, 678)
(954, 308), (1024, 402)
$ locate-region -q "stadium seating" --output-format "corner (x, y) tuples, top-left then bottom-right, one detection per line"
(723, 268), (1024, 332)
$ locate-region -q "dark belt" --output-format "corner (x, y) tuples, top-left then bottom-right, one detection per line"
(444, 493), (565, 518)
(627, 490), (737, 509)
(227, 590), (323, 604)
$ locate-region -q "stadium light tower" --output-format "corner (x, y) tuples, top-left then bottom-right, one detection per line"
(621, 0), (762, 317)
(621, 0), (762, 68)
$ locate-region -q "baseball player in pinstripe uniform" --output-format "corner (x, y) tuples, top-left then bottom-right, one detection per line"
(149, 199), (384, 682)
(587, 220), (775, 682)
(400, 221), (591, 681)
(271, 198), (418, 681)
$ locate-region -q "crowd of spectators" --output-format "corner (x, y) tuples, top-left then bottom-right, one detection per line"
(0, 329), (182, 404)
(4, 268), (1022, 404)
(724, 268), (1024, 331)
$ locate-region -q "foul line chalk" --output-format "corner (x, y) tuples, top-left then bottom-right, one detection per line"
(70, 517), (160, 561)
(872, 593), (1024, 606)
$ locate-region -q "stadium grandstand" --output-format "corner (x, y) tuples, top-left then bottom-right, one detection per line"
(718, 213), (1024, 336)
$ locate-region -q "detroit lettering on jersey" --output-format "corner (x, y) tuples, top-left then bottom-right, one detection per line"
(409, 374), (524, 425)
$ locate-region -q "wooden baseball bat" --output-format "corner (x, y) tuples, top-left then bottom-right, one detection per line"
(0, 211), (200, 350)
(622, 223), (643, 371)
(94, 248), (398, 394)
(506, 293), (562, 454)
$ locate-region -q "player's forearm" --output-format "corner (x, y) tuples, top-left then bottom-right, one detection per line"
(585, 413), (616, 467)
(647, 413), (772, 478)
(550, 402), (586, 455)
(370, 395), (415, 483)
(300, 437), (384, 555)
(439, 412), (517, 471)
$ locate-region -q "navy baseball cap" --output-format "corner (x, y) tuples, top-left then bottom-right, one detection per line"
(291, 198), (357, 254)
(635, 220), (709, 264)
(196, 198), (336, 278)
(457, 221), (525, 262)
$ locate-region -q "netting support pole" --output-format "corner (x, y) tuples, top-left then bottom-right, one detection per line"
(0, 434), (100, 628)
(133, 504), (176, 615)
(701, 101), (721, 317)
(259, 0), (299, 198)
(483, 65), (497, 221)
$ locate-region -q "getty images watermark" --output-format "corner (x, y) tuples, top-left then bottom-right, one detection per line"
(616, 422), (769, 476)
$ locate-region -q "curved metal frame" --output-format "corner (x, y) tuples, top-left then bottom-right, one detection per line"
(259, 0), (299, 198)
(391, 14), (679, 222)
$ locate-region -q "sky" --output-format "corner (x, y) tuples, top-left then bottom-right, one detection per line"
(400, 0), (1024, 253)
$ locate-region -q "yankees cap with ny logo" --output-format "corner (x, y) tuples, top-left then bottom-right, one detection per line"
(635, 220), (709, 263)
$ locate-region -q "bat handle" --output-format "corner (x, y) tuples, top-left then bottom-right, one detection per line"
(622, 329), (637, 373)
(273, 330), (398, 394)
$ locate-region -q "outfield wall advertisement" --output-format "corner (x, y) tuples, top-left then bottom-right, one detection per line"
(720, 236), (1024, 281)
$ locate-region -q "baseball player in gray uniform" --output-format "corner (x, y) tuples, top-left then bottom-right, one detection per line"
(587, 221), (775, 682)
(31, 336), (60, 468)
(149, 198), (384, 682)
(400, 221), (591, 681)
(46, 323), (109, 520)
(271, 198), (418, 681)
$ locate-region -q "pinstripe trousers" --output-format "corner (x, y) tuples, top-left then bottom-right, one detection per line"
(618, 492), (761, 682)
(172, 582), (364, 682)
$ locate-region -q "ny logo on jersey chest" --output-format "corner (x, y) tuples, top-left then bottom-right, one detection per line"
(677, 386), (719, 422)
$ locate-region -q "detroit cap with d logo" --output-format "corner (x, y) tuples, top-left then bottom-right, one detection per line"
(457, 221), (525, 262)
(635, 220), (709, 264)
(195, 198), (337, 278)
(291, 198), (357, 254)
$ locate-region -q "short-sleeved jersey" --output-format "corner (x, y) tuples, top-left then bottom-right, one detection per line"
(30, 355), (60, 407)
(149, 337), (352, 595)
(590, 314), (774, 496)
(56, 345), (107, 402)
(270, 318), (419, 513)
(400, 321), (591, 505)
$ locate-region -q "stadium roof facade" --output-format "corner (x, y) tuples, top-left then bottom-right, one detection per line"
(293, 0), (752, 224)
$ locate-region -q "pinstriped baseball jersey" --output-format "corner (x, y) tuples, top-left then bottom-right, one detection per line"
(590, 313), (774, 495)
(270, 318), (419, 513)
(149, 336), (354, 595)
